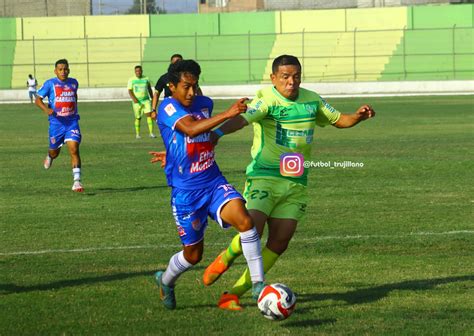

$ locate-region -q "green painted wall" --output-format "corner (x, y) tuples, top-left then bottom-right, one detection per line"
(144, 12), (276, 85)
(0, 18), (16, 89)
(382, 4), (474, 80)
(220, 12), (275, 34)
(149, 13), (219, 37)
(408, 4), (473, 29)
(22, 16), (85, 39)
(4, 5), (473, 88)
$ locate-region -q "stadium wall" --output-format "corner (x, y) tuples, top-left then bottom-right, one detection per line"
(381, 4), (474, 80)
(0, 18), (16, 89)
(1, 80), (473, 103)
(144, 12), (276, 85)
(2, 4), (473, 89)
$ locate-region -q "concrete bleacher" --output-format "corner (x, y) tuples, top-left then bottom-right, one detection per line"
(382, 28), (474, 80)
(10, 15), (149, 88)
(265, 7), (407, 82)
(2, 4), (473, 89)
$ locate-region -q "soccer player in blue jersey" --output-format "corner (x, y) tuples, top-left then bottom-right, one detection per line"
(150, 59), (265, 310)
(35, 59), (84, 192)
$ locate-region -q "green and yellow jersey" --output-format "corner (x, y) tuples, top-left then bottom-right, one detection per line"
(127, 76), (151, 102)
(242, 86), (341, 186)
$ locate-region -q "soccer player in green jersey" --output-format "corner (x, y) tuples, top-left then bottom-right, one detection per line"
(127, 65), (155, 139)
(202, 54), (375, 310)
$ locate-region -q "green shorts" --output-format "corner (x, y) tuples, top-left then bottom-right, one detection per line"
(132, 100), (152, 119)
(243, 176), (307, 221)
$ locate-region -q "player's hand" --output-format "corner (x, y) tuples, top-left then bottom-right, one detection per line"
(226, 98), (249, 118)
(149, 151), (166, 168)
(149, 111), (157, 120)
(47, 109), (54, 116)
(356, 105), (375, 121)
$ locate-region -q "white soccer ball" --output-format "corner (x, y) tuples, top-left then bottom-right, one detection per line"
(257, 283), (296, 320)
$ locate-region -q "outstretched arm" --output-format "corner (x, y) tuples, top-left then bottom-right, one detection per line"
(333, 104), (375, 128)
(175, 98), (248, 138)
(214, 114), (249, 136)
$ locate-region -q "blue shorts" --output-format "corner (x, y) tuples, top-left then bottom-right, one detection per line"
(171, 176), (245, 246)
(48, 117), (81, 150)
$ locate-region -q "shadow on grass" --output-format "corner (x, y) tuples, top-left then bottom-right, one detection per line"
(282, 318), (337, 328)
(297, 274), (474, 306)
(84, 185), (168, 195)
(0, 266), (204, 295)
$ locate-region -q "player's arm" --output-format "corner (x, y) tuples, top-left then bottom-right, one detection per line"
(175, 98), (248, 138)
(152, 77), (166, 112)
(211, 96), (267, 142)
(333, 105), (375, 128)
(147, 82), (153, 101)
(35, 95), (53, 115)
(128, 89), (139, 104)
(212, 115), (249, 140)
(151, 90), (161, 111)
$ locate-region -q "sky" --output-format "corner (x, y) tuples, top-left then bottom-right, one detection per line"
(92, 0), (198, 15)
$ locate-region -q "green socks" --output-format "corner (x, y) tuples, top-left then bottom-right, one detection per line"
(147, 117), (154, 134)
(229, 247), (279, 297)
(221, 233), (243, 265)
(134, 119), (140, 136)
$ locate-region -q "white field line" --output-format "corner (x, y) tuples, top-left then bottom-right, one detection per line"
(1, 230), (473, 257)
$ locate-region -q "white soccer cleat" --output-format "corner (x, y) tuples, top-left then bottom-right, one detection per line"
(149, 133), (157, 138)
(43, 155), (53, 170)
(136, 134), (141, 139)
(72, 181), (84, 192)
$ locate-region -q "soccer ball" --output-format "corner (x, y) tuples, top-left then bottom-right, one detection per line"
(257, 283), (296, 320)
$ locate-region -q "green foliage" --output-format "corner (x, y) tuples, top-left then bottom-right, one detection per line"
(1, 96), (473, 334)
(127, 0), (165, 14)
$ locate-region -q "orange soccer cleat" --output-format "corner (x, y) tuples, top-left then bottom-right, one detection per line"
(218, 292), (242, 311)
(203, 250), (231, 286)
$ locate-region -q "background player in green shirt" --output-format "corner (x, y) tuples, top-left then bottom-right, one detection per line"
(202, 54), (375, 310)
(127, 65), (155, 139)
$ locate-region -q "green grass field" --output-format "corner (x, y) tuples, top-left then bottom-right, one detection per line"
(1, 96), (473, 335)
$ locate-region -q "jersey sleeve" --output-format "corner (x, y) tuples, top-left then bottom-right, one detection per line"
(36, 79), (51, 98)
(315, 96), (341, 127)
(159, 101), (189, 130)
(204, 97), (214, 117)
(127, 78), (133, 90)
(242, 94), (269, 124)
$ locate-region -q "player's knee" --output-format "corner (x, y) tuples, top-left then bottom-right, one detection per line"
(267, 239), (289, 255)
(183, 249), (202, 265)
(235, 214), (254, 232)
(49, 150), (60, 159)
(69, 147), (79, 156)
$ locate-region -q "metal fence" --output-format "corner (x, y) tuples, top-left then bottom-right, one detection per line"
(2, 26), (473, 88)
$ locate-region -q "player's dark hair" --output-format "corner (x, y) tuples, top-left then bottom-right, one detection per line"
(55, 59), (69, 68)
(135, 65), (142, 70)
(170, 54), (183, 61)
(272, 55), (301, 74)
(168, 59), (201, 86)
(28, 74), (33, 79)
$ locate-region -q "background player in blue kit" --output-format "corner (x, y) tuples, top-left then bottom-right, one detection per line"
(35, 59), (84, 192)
(150, 59), (265, 310)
